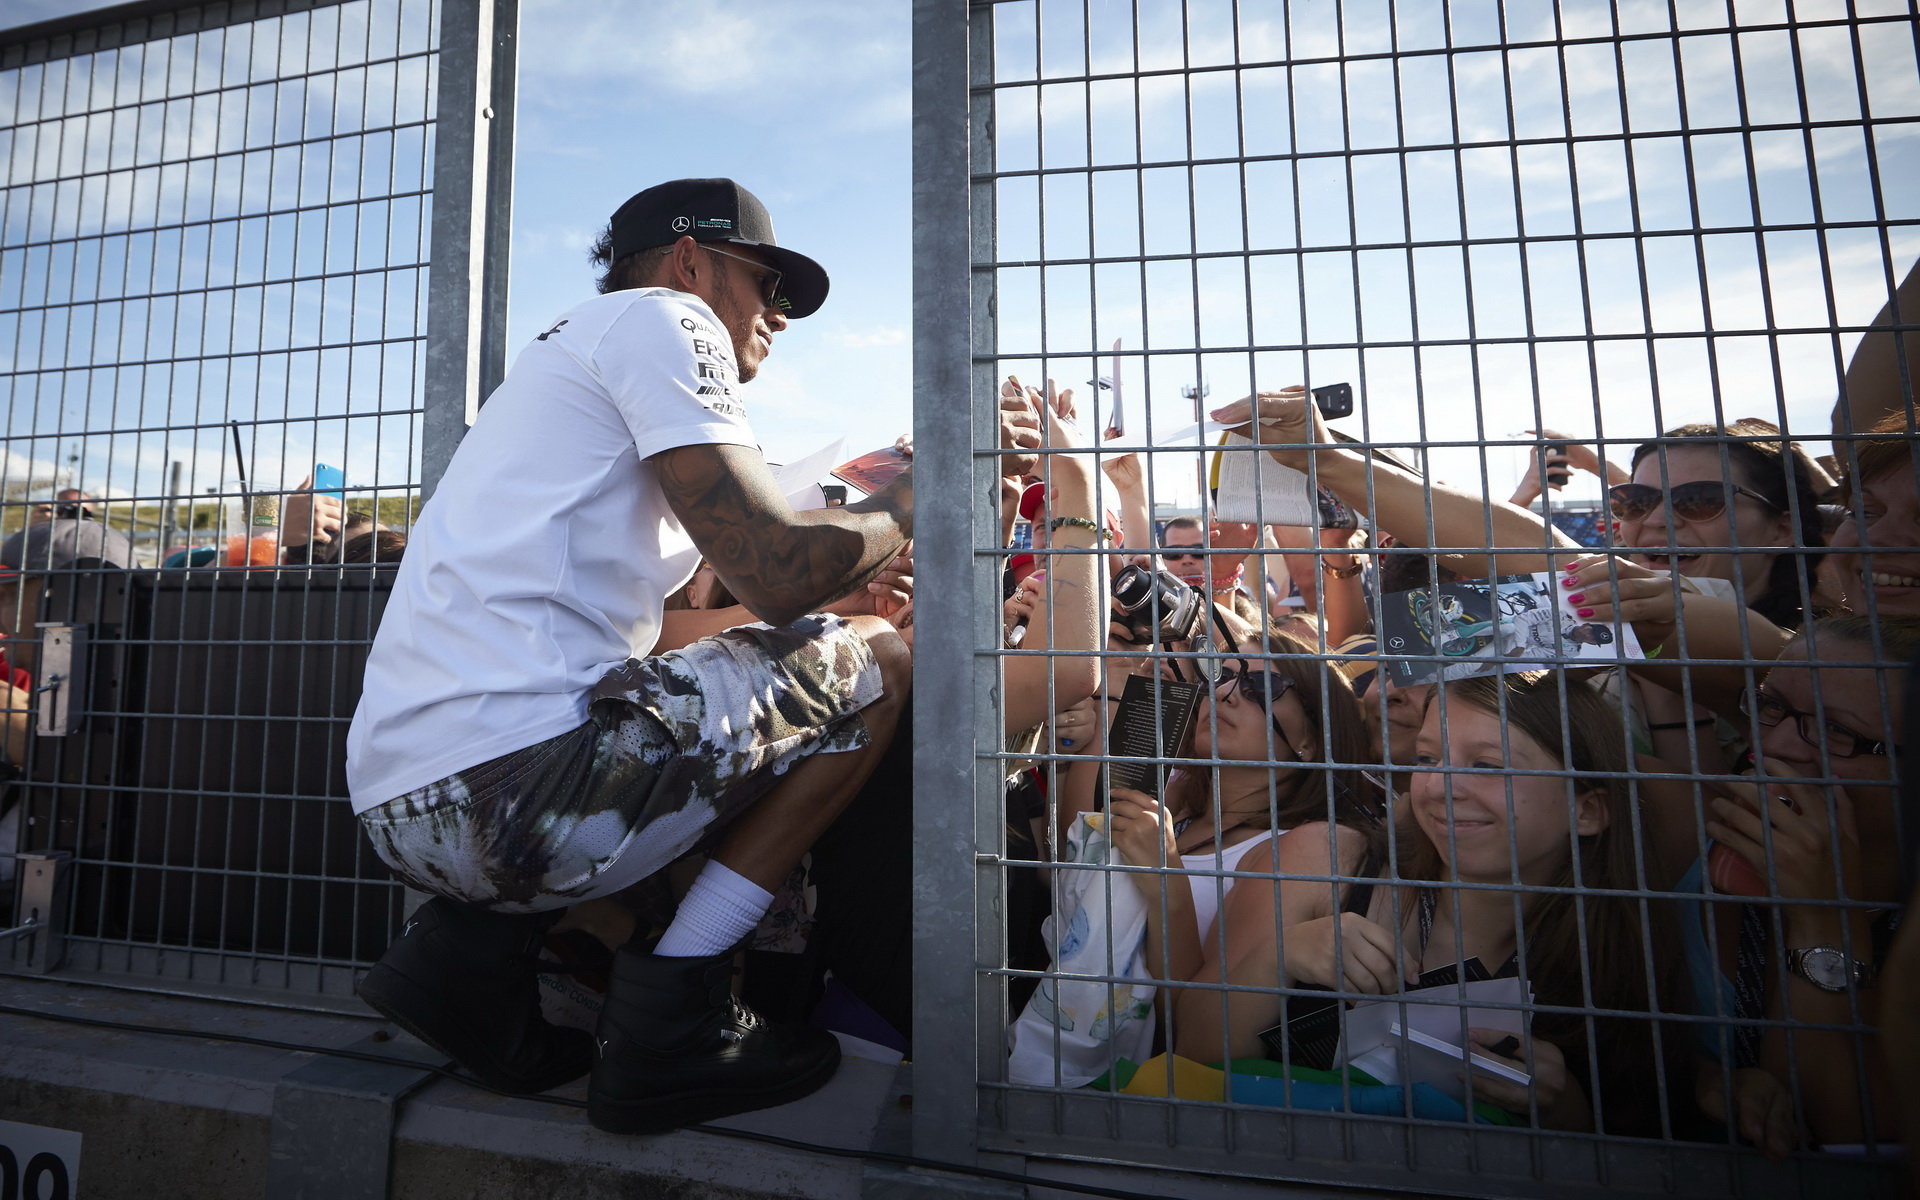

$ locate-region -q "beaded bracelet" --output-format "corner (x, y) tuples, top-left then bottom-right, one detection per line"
(1048, 516), (1112, 542)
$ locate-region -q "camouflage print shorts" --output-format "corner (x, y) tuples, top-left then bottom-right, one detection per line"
(357, 613), (882, 913)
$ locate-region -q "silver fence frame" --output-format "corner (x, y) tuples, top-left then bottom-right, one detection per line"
(910, 1), (1912, 1196)
(0, 0), (513, 1003)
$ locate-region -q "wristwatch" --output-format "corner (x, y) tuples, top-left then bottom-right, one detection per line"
(1785, 946), (1877, 992)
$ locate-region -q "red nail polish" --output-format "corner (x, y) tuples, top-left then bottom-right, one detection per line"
(1568, 592), (1585, 604)
(1577, 607), (1595, 617)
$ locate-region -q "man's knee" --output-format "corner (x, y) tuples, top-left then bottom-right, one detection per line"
(844, 615), (911, 706)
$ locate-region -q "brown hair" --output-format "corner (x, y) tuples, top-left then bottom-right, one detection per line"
(1402, 671), (1690, 1137)
(1839, 410), (1920, 494)
(1795, 613), (1920, 663)
(338, 530), (407, 565)
(1630, 418), (1830, 627)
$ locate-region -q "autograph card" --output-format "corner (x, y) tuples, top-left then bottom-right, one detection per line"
(1380, 573), (1642, 685)
(830, 446), (912, 497)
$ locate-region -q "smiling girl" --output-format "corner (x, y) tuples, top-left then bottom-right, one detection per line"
(1189, 671), (1687, 1134)
(1616, 419), (1830, 629)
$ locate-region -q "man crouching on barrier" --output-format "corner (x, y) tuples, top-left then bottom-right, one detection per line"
(346, 179), (1018, 1134)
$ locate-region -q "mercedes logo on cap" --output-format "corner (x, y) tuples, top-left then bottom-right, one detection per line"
(672, 216), (691, 232)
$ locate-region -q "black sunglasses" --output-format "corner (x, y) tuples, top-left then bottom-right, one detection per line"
(1219, 660), (1297, 746)
(1160, 544), (1204, 560)
(662, 244), (785, 309)
(1608, 481), (1779, 524)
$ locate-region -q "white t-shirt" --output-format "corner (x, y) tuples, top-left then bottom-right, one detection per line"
(346, 288), (759, 813)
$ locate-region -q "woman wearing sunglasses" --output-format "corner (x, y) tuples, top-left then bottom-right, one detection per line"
(1013, 637), (1380, 1086)
(1103, 644), (1380, 996)
(1615, 418), (1831, 629)
(1557, 420), (1832, 775)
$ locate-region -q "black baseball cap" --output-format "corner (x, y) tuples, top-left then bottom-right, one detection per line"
(607, 178), (830, 319)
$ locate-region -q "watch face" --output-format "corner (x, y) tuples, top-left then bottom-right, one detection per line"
(1799, 947), (1850, 989)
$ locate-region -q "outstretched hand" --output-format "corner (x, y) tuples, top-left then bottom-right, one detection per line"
(823, 545), (914, 620)
(999, 378), (1043, 476)
(1559, 554), (1681, 651)
(1208, 387), (1328, 471)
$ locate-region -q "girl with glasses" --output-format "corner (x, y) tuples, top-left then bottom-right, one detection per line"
(1672, 615), (1915, 1155)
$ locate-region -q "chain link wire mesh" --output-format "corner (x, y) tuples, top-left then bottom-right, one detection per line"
(0, 0), (502, 1003)
(926, 2), (1917, 1195)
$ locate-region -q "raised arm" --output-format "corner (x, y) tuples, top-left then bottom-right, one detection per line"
(1210, 389), (1579, 578)
(1565, 555), (1793, 712)
(1004, 385), (1109, 734)
(1099, 449), (1153, 558)
(653, 442), (912, 628)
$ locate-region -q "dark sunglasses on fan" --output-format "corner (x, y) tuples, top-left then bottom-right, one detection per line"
(1216, 660), (1297, 746)
(1607, 481), (1780, 523)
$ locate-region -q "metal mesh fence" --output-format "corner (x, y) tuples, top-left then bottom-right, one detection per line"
(0, 0), (508, 1003)
(914, 1), (1916, 1196)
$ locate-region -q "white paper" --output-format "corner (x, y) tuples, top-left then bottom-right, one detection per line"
(771, 438), (846, 509)
(1211, 431), (1320, 525)
(1335, 976), (1530, 1078)
(1105, 338), (1124, 436)
(1157, 419), (1232, 444)
(1387, 1022), (1532, 1104)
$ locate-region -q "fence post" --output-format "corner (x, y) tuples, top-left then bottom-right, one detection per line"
(910, 0), (988, 1173)
(422, 0), (518, 500)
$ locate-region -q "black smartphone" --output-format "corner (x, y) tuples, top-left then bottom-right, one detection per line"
(1543, 442), (1570, 488)
(1311, 382), (1354, 420)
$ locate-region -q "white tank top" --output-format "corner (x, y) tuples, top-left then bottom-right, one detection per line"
(1181, 828), (1287, 947)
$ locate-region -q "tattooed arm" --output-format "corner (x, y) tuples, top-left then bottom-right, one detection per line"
(653, 442), (913, 628)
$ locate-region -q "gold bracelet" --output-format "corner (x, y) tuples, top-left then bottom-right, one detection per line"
(1320, 557), (1364, 579)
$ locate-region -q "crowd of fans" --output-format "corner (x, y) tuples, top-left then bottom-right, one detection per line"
(0, 289), (1910, 1166)
(985, 331), (1915, 1155)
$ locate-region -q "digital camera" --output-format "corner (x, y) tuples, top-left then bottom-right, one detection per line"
(1111, 565), (1208, 645)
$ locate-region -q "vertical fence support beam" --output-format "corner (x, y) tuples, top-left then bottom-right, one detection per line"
(422, 0), (519, 500)
(910, 0), (989, 1172)
(10, 853), (71, 974)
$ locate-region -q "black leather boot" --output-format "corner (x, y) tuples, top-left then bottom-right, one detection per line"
(587, 943), (841, 1134)
(356, 898), (594, 1093)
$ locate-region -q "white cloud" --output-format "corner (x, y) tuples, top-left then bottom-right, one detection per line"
(518, 0), (908, 133)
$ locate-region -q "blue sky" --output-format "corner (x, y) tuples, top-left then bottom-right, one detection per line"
(2, 0), (1914, 516)
(0, 0), (914, 504)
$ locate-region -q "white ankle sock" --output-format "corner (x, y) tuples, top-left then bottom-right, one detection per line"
(654, 861), (774, 958)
